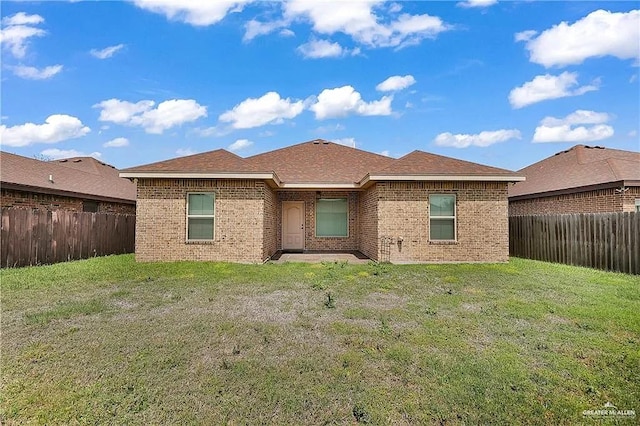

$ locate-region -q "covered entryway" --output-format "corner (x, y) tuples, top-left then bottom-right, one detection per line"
(282, 201), (304, 250)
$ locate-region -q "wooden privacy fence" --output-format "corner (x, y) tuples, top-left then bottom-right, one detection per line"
(510, 212), (639, 275)
(1, 208), (135, 268)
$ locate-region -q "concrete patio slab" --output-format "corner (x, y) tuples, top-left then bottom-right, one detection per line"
(269, 251), (371, 264)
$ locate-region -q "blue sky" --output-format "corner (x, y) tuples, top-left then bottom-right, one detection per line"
(1, 0), (638, 171)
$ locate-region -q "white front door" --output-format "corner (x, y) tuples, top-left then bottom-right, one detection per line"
(282, 201), (304, 250)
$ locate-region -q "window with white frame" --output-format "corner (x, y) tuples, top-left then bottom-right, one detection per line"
(635, 199), (640, 213)
(316, 198), (348, 237)
(187, 193), (215, 240)
(429, 194), (456, 241)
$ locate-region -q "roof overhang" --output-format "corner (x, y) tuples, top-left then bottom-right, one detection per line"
(361, 174), (525, 187)
(120, 171), (282, 187)
(1, 182), (136, 204)
(509, 180), (639, 201)
(278, 182), (361, 190)
(122, 172), (524, 190)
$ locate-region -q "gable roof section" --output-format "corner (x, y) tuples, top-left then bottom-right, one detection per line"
(121, 149), (257, 173)
(509, 145), (640, 199)
(366, 150), (518, 182)
(120, 139), (524, 188)
(55, 156), (119, 177)
(247, 140), (394, 184)
(1, 151), (136, 203)
(120, 149), (280, 183)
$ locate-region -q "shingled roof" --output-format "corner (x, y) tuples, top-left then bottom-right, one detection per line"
(247, 140), (393, 183)
(509, 145), (640, 199)
(121, 139), (523, 187)
(371, 150), (517, 177)
(120, 149), (260, 173)
(1, 152), (136, 203)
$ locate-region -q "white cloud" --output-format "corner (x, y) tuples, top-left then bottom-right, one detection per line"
(9, 64), (63, 80)
(283, 0), (449, 49)
(376, 74), (416, 92)
(333, 137), (356, 148)
(90, 44), (125, 59)
(0, 115), (90, 147)
(310, 85), (392, 120)
(434, 129), (521, 148)
(244, 18), (289, 42)
(228, 138), (253, 151)
(380, 150), (391, 157)
(628, 130), (638, 138)
(514, 30), (537, 42)
(96, 99), (155, 124)
(297, 39), (356, 59)
(176, 148), (196, 157)
(280, 29), (295, 37)
(519, 9), (640, 68)
(540, 110), (610, 127)
(508, 72), (598, 109)
(0, 12), (46, 58)
(132, 0), (251, 26)
(103, 137), (129, 148)
(219, 92), (305, 129)
(458, 0), (498, 8)
(2, 12), (44, 26)
(41, 148), (102, 160)
(388, 3), (403, 13)
(533, 110), (614, 143)
(94, 98), (207, 134)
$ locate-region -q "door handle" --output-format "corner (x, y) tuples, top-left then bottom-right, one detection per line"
(301, 224), (304, 229)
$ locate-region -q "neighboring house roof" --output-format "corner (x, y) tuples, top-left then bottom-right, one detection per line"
(121, 139), (524, 188)
(1, 151), (136, 203)
(509, 144), (640, 199)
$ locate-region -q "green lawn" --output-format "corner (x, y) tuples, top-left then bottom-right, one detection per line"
(1, 256), (638, 425)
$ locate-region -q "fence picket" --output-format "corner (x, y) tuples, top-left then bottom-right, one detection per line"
(1, 208), (135, 268)
(510, 213), (637, 275)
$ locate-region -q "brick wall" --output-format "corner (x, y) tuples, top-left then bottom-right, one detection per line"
(98, 202), (136, 214)
(377, 181), (509, 263)
(277, 191), (359, 251)
(135, 179), (266, 263)
(358, 185), (378, 260)
(1, 188), (134, 214)
(263, 185), (278, 260)
(509, 186), (640, 216)
(134, 179), (511, 263)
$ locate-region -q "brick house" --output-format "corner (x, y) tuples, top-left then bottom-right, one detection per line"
(509, 145), (640, 216)
(1, 151), (136, 213)
(121, 140), (524, 263)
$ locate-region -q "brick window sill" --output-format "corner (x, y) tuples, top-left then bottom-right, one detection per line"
(429, 240), (458, 245)
(186, 240), (216, 245)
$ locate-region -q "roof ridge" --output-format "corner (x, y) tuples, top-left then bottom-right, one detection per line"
(0, 151), (135, 202)
(1, 152), (114, 180)
(605, 158), (623, 180)
(246, 139), (392, 161)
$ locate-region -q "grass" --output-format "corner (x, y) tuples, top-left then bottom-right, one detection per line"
(1, 255), (638, 425)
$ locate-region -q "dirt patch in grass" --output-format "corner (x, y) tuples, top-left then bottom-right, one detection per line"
(221, 289), (317, 324)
